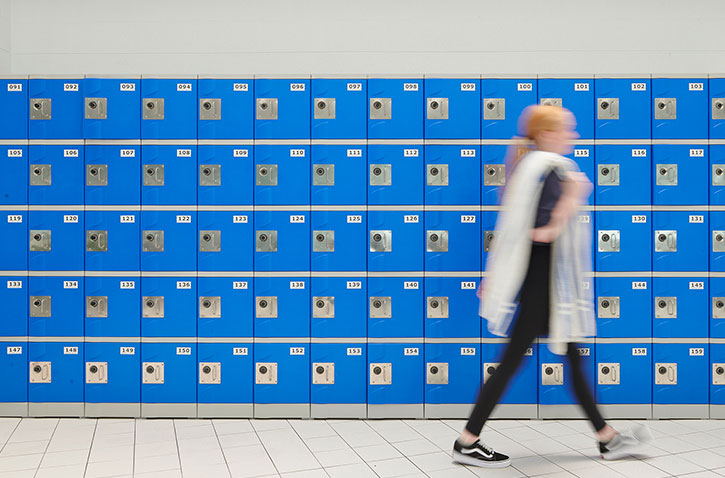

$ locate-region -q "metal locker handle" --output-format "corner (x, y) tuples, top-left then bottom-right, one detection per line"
(611, 233), (619, 251)
(612, 300), (619, 317)
(99, 364), (106, 381)
(611, 365), (617, 382)
(555, 366), (561, 383)
(41, 364), (50, 381)
(668, 366), (675, 383)
(667, 232), (675, 250)
(667, 299), (675, 316)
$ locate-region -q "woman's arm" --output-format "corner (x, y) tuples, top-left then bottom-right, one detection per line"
(531, 172), (592, 243)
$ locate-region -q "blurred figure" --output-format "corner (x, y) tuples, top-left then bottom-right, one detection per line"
(452, 105), (652, 468)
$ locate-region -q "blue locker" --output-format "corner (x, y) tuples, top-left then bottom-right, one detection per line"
(367, 343), (424, 417)
(0, 210), (27, 271)
(83, 76), (141, 139)
(712, 277), (725, 338)
(197, 210), (253, 272)
(84, 342), (140, 412)
(255, 78), (310, 140)
(1, 143), (28, 205)
(712, 145), (725, 206)
(197, 77), (254, 140)
(424, 210), (481, 272)
(652, 276), (708, 338)
(653, 342), (708, 416)
(595, 342), (652, 413)
(594, 276), (652, 338)
(197, 144), (253, 206)
(29, 342), (84, 414)
(710, 343), (725, 413)
(311, 210), (366, 271)
(254, 276), (310, 338)
(254, 342), (310, 411)
(594, 77), (651, 140)
(425, 144), (481, 206)
(567, 144), (595, 205)
(481, 77), (537, 139)
(84, 276), (140, 338)
(424, 277), (480, 339)
(140, 210), (196, 271)
(28, 276), (84, 337)
(84, 210), (140, 271)
(197, 343), (253, 413)
(652, 77), (708, 140)
(141, 144), (197, 206)
(711, 76), (725, 139)
(652, 144), (708, 205)
(85, 143), (140, 205)
(367, 144), (424, 205)
(28, 77), (83, 140)
(0, 77), (28, 139)
(0, 342), (28, 409)
(712, 212), (725, 272)
(367, 77), (423, 140)
(539, 343), (595, 408)
(311, 145), (367, 206)
(197, 277), (253, 338)
(140, 77), (197, 140)
(424, 77), (481, 140)
(424, 343), (481, 414)
(254, 210), (310, 272)
(140, 277), (196, 338)
(310, 343), (366, 415)
(595, 209), (652, 272)
(310, 277), (367, 339)
(311, 77), (367, 139)
(482, 210), (499, 274)
(0, 275), (27, 337)
(652, 210), (708, 272)
(595, 144), (651, 206)
(368, 210), (424, 272)
(481, 145), (507, 206)
(538, 77), (594, 139)
(28, 143), (84, 206)
(141, 342), (196, 411)
(368, 277), (424, 338)
(254, 144), (310, 206)
(481, 342), (538, 410)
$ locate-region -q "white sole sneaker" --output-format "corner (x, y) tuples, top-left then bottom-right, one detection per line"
(451, 450), (512, 468)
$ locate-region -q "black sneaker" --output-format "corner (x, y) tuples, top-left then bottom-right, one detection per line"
(451, 439), (511, 468)
(599, 424), (653, 460)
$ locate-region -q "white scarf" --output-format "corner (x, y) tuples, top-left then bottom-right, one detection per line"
(480, 150), (596, 355)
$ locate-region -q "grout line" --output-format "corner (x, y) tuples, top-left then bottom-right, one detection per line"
(283, 419), (326, 473)
(132, 418), (137, 477)
(32, 418), (60, 478)
(0, 418), (23, 455)
(172, 419), (184, 477)
(323, 420), (382, 477)
(209, 419), (232, 477)
(252, 421), (281, 476)
(81, 419), (98, 477)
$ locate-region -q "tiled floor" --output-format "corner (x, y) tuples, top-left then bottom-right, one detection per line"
(2, 418), (725, 478)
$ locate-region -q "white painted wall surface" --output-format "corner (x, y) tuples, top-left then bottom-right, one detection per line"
(0, 0), (10, 73)
(7, 0), (725, 75)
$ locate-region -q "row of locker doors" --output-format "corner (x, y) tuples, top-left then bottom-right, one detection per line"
(4, 143), (725, 207)
(3, 341), (725, 419)
(2, 77), (724, 140)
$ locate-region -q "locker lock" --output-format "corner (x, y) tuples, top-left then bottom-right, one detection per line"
(369, 98), (391, 120)
(256, 230), (278, 252)
(655, 363), (677, 385)
(86, 362), (108, 384)
(656, 164), (678, 186)
(598, 230), (620, 252)
(29, 164), (51, 186)
(199, 296), (221, 318)
(427, 97), (449, 120)
(714, 231), (725, 253)
(370, 164), (391, 186)
(199, 230), (221, 252)
(484, 231), (495, 252)
(256, 164), (278, 186)
(598, 363), (620, 385)
(142, 296), (164, 318)
(483, 164), (505, 187)
(30, 296), (51, 317)
(655, 230), (677, 253)
(30, 230), (51, 252)
(143, 165), (164, 186)
(29, 362), (51, 383)
(86, 164), (108, 186)
(370, 230), (392, 252)
(427, 230), (448, 252)
(483, 98), (505, 120)
(369, 363), (392, 385)
(654, 98), (676, 120)
(427, 362), (449, 385)
(256, 98), (278, 120)
(714, 165), (725, 186)
(85, 97), (107, 120)
(598, 296), (620, 319)
(143, 362), (164, 384)
(427, 164), (449, 186)
(199, 362), (221, 384)
(370, 296), (392, 319)
(714, 364), (725, 385)
(87, 230), (108, 252)
(199, 98), (221, 121)
(312, 362), (334, 384)
(313, 230), (334, 253)
(256, 362), (277, 384)
(314, 98), (336, 119)
(312, 296), (335, 318)
(142, 230), (164, 252)
(597, 98), (619, 120)
(714, 297), (725, 319)
(541, 363), (563, 386)
(312, 164), (335, 186)
(199, 164), (221, 187)
(483, 363), (499, 383)
(598, 164), (619, 186)
(142, 98), (164, 120)
(655, 296), (677, 319)
(30, 98), (51, 120)
(86, 296), (108, 318)
(714, 99), (725, 120)
(427, 296), (449, 319)
(256, 296), (278, 318)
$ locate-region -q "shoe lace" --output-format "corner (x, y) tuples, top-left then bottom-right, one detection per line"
(478, 442), (494, 455)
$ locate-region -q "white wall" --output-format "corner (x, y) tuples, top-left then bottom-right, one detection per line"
(8, 0), (725, 75)
(0, 0), (10, 73)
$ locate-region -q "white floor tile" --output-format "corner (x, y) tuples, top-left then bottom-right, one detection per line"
(34, 463), (87, 478)
(570, 462), (627, 477)
(88, 444), (133, 463)
(545, 450), (599, 471)
(655, 435), (706, 454)
(84, 458), (134, 478)
(679, 449), (725, 470)
(219, 431), (262, 449)
(499, 426), (548, 442)
(135, 470), (183, 478)
(281, 470), (329, 478)
(0, 453), (43, 472)
(304, 436), (349, 453)
(528, 421), (584, 438)
(465, 465), (526, 478)
(213, 419), (254, 435)
(134, 453), (182, 474)
(604, 459), (671, 478)
(182, 463), (232, 478)
(324, 462), (377, 478)
(391, 439), (440, 457)
(645, 454), (706, 475)
(251, 420), (292, 432)
(426, 468), (477, 477)
(0, 439), (47, 457)
(258, 429), (320, 474)
(406, 451), (460, 473)
(134, 439), (179, 459)
(329, 422), (386, 448)
(0, 471), (35, 478)
(366, 457), (421, 477)
(353, 443), (402, 462)
(511, 455), (564, 476)
(678, 471), (723, 478)
(37, 448), (89, 468)
(519, 436), (572, 455)
(313, 448), (362, 467)
(289, 420), (337, 439)
(366, 420), (423, 443)
(227, 445), (277, 477)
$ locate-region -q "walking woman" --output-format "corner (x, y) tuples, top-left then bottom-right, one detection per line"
(452, 105), (651, 468)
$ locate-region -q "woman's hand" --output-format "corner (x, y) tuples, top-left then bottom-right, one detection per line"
(531, 223), (562, 243)
(476, 279), (487, 300)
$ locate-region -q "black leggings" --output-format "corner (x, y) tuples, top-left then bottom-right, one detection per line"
(466, 244), (606, 436)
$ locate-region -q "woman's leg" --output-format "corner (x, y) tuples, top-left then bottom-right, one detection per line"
(565, 342), (606, 432)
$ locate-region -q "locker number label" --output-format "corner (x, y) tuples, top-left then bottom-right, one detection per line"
(233, 347), (249, 355)
(689, 215), (704, 223)
(632, 281), (648, 289)
(233, 281), (249, 289)
(120, 149), (136, 157)
(461, 215), (476, 223)
(7, 149), (22, 157)
(461, 82), (477, 91)
(64, 346), (79, 355)
(404, 347), (419, 356)
(347, 347), (362, 356)
(120, 281), (136, 289)
(290, 83), (306, 91)
(689, 82), (704, 91)
(290, 215), (305, 223)
(517, 82), (533, 91)
(6, 346), (22, 355)
(177, 281), (192, 289)
(574, 149), (590, 157)
(690, 347), (705, 356)
(63, 280), (79, 289)
(461, 347), (476, 356)
(582, 281), (591, 290)
(574, 83), (590, 91)
(577, 347), (590, 356)
(632, 215), (647, 223)
(524, 348), (533, 356)
(6, 280), (22, 289)
(120, 215), (135, 223)
(176, 347), (192, 355)
(690, 149), (705, 157)
(176, 215), (192, 223)
(64, 83), (79, 92)
(632, 149), (647, 157)
(404, 149), (419, 157)
(461, 281), (476, 290)
(631, 82), (647, 91)
(290, 149), (306, 157)
(177, 83), (192, 91)
(461, 149), (476, 157)
(233, 215), (248, 223)
(120, 83), (136, 91)
(64, 149), (79, 157)
(233, 149), (249, 157)
(7, 83), (22, 91)
(404, 215), (419, 223)
(403, 83), (419, 91)
(233, 83), (249, 92)
(347, 83), (362, 91)
(578, 215), (590, 223)
(404, 281), (419, 289)
(177, 149), (192, 157)
(120, 347), (135, 355)
(290, 347), (305, 355)
(347, 215), (362, 223)
(7, 215), (22, 223)
(347, 149), (362, 157)
(689, 281), (705, 290)
(346, 281), (362, 289)
(290, 281), (305, 289)
(64, 214), (79, 223)
(632, 348), (647, 356)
